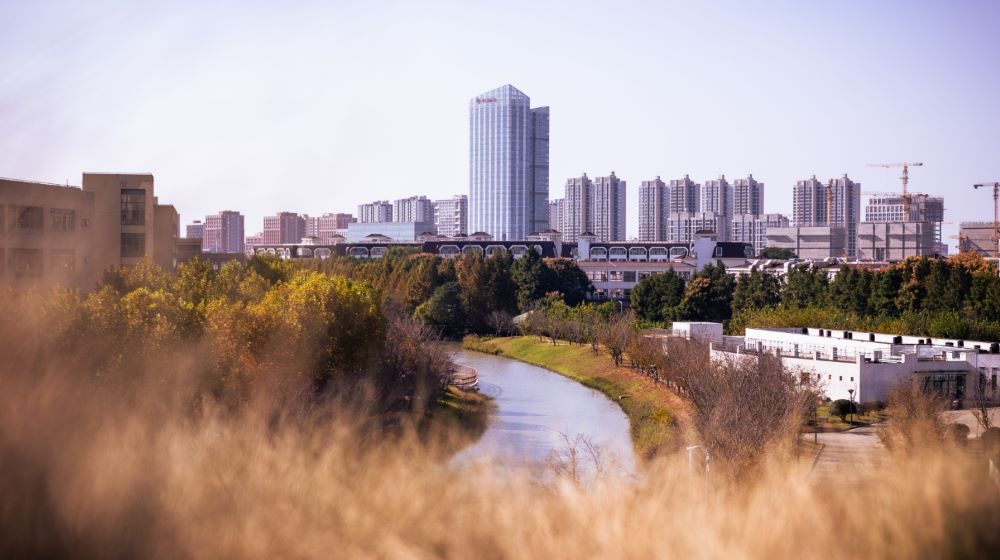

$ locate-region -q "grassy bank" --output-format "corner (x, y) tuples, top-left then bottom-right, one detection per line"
(422, 386), (494, 456)
(463, 335), (686, 460)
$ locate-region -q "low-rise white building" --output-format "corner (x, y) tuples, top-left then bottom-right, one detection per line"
(711, 327), (1000, 404)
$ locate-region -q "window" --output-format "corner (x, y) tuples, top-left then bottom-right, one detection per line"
(50, 208), (76, 232)
(839, 376), (843, 381)
(10, 248), (43, 278)
(121, 189), (146, 225)
(623, 271), (636, 283)
(50, 249), (74, 270)
(121, 232), (146, 258)
(850, 377), (854, 382)
(715, 247), (723, 257)
(14, 206), (44, 230)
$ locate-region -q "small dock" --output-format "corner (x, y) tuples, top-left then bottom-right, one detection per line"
(450, 364), (478, 390)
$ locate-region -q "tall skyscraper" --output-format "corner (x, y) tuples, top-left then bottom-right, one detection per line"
(562, 174), (593, 242)
(358, 200), (392, 223)
(262, 212), (306, 245)
(592, 172), (627, 242)
(669, 175), (700, 213)
(433, 195), (469, 237)
(548, 199), (565, 234)
(701, 175), (731, 218)
(203, 211), (244, 254)
(638, 176), (669, 242)
(393, 196), (434, 223)
(469, 84), (549, 240)
(792, 174), (861, 257)
(731, 174), (764, 216)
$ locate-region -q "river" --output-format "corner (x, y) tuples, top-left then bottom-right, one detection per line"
(451, 348), (635, 476)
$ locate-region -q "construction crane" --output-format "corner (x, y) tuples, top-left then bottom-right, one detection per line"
(973, 181), (1000, 258)
(867, 162), (924, 218)
(826, 179), (834, 225)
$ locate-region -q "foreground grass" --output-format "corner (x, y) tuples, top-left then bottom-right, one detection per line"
(463, 335), (686, 460)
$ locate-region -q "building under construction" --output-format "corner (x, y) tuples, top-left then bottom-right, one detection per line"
(959, 222), (999, 258)
(856, 194), (945, 260)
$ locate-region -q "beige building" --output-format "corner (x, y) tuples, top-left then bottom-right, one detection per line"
(0, 173), (178, 292)
(960, 221), (999, 258)
(856, 222), (940, 261)
(765, 225), (846, 260)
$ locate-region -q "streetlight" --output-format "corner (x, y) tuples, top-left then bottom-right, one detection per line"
(848, 388), (855, 425)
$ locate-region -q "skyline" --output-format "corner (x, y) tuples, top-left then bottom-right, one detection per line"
(2, 1), (1000, 247)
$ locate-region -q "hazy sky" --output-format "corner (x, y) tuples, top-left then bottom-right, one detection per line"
(2, 0), (999, 245)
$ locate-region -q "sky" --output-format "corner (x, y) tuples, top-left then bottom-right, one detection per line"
(2, 0), (999, 247)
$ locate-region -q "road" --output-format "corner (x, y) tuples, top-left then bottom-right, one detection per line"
(809, 426), (885, 484)
(942, 407), (1000, 438)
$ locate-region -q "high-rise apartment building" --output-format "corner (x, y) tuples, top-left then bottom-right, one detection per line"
(638, 176), (669, 242)
(186, 220), (204, 239)
(666, 212), (728, 244)
(203, 211), (245, 254)
(792, 174), (861, 257)
(469, 84), (549, 240)
(358, 201), (392, 223)
(433, 195), (468, 237)
(592, 172), (627, 242)
(730, 213), (789, 256)
(669, 175), (700, 214)
(393, 196), (434, 223)
(305, 213), (355, 243)
(548, 199), (565, 234)
(701, 175), (731, 218)
(262, 212), (306, 245)
(731, 174), (764, 216)
(562, 174), (593, 242)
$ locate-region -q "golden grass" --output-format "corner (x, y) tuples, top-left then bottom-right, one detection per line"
(463, 335), (690, 460)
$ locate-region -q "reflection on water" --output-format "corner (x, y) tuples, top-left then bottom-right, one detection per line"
(451, 349), (635, 475)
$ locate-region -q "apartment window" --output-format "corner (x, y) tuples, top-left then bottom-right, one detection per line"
(623, 271), (636, 283)
(50, 249), (74, 270)
(121, 189), (146, 225)
(715, 247), (723, 257)
(50, 208), (76, 232)
(14, 206), (44, 230)
(10, 248), (43, 278)
(121, 232), (146, 258)
(839, 376), (843, 381)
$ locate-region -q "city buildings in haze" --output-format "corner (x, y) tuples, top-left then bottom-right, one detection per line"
(591, 172), (627, 242)
(203, 210), (245, 254)
(359, 200), (392, 223)
(433, 195), (468, 237)
(669, 175), (701, 214)
(638, 176), (669, 242)
(186, 220), (204, 239)
(731, 175), (765, 216)
(393, 196), (434, 223)
(262, 212), (306, 245)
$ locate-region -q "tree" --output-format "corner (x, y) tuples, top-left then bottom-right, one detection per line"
(413, 282), (466, 338)
(546, 258), (591, 306)
(732, 269), (781, 317)
(781, 266), (828, 309)
(870, 266), (903, 317)
(829, 399), (858, 423)
(677, 264), (734, 323)
(630, 270), (685, 323)
(511, 248), (556, 311)
(759, 247), (796, 259)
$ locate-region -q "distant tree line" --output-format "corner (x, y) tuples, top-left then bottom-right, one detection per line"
(630, 254), (1000, 340)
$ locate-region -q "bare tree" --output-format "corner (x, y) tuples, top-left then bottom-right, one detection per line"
(969, 371), (995, 434)
(877, 381), (947, 454)
(598, 312), (634, 367)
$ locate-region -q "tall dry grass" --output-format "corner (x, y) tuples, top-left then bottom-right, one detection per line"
(2, 286), (999, 558)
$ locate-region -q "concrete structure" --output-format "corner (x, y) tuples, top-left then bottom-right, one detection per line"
(959, 222), (999, 258)
(548, 199), (565, 236)
(345, 221), (437, 242)
(358, 200), (392, 223)
(731, 174), (764, 216)
(792, 174), (861, 257)
(0, 174), (178, 292)
(865, 194), (944, 224)
(393, 196), (434, 223)
(672, 321), (724, 344)
(186, 221), (204, 239)
(666, 212), (728, 244)
(765, 225), (846, 259)
(203, 210), (244, 254)
(638, 176), (669, 242)
(562, 174), (593, 242)
(856, 222), (941, 261)
(700, 175), (731, 219)
(591, 172), (626, 242)
(262, 212), (305, 245)
(730, 213), (790, 256)
(711, 326), (1000, 403)
(433, 195), (468, 237)
(669, 175), (700, 213)
(245, 233), (265, 256)
(469, 84), (549, 241)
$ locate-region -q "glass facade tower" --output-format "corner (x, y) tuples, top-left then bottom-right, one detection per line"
(469, 84), (549, 240)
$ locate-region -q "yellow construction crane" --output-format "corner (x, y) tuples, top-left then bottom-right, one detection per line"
(973, 181), (1000, 257)
(826, 179), (834, 225)
(867, 162), (924, 218)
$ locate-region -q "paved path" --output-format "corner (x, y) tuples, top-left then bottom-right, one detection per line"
(810, 426), (885, 484)
(942, 407), (1000, 438)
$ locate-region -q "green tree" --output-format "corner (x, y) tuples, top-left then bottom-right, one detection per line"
(630, 270), (685, 323)
(870, 266), (903, 317)
(677, 264), (734, 323)
(732, 269), (781, 317)
(511, 248), (556, 311)
(759, 247), (796, 259)
(546, 258), (592, 306)
(781, 266), (828, 309)
(413, 281), (466, 338)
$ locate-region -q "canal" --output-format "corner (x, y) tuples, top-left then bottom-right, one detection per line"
(451, 348), (635, 475)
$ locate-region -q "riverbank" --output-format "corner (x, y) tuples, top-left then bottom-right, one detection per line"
(462, 335), (686, 460)
(422, 386), (494, 457)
